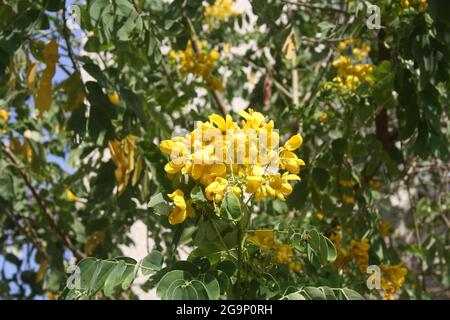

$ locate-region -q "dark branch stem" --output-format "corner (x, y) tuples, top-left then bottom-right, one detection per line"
(4, 208), (49, 260)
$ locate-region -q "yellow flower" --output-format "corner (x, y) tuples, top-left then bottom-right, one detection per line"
(168, 189), (194, 225)
(339, 179), (357, 188)
(349, 239), (370, 272)
(370, 179), (381, 189)
(159, 111), (305, 221)
(401, 0), (427, 11)
(319, 113), (329, 123)
(380, 264), (408, 300)
(267, 172), (300, 201)
(247, 230), (299, 270)
(0, 109), (10, 124)
(66, 189), (79, 202)
(238, 108), (267, 130)
(204, 0), (240, 28)
(331, 40), (373, 92)
(342, 194), (356, 205)
(379, 220), (392, 237)
(279, 150), (305, 174)
(108, 92), (120, 105)
(284, 134), (303, 151)
(205, 177), (228, 203)
(170, 40), (223, 91)
(208, 114), (237, 132)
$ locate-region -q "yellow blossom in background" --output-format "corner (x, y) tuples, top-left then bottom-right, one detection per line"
(169, 40), (224, 91)
(108, 92), (120, 105)
(65, 189), (79, 202)
(0, 109), (10, 124)
(401, 0), (428, 12)
(379, 220), (392, 237)
(204, 0), (240, 29)
(159, 110), (305, 225)
(339, 179), (357, 188)
(349, 239), (370, 272)
(342, 194), (356, 205)
(380, 264), (408, 300)
(108, 135), (143, 196)
(247, 230), (301, 272)
(370, 179), (381, 189)
(319, 113), (329, 123)
(326, 39), (373, 92)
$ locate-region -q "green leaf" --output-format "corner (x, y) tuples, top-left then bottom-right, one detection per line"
(120, 88), (148, 126)
(307, 230), (333, 266)
(224, 192), (242, 221)
(156, 270), (194, 300)
(148, 193), (172, 216)
(340, 288), (365, 300)
(141, 250), (163, 275)
(0, 171), (14, 202)
(304, 286), (326, 300)
(312, 167), (329, 190)
(320, 286), (337, 300)
(103, 260), (127, 297)
(325, 237), (337, 262)
(285, 292), (306, 300)
(200, 273), (220, 300)
(190, 185), (206, 203)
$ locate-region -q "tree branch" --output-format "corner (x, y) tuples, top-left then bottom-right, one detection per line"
(0, 141), (84, 260)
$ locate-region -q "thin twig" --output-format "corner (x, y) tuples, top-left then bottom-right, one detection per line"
(4, 208), (49, 260)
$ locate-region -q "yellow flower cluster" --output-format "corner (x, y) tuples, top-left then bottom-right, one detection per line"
(400, 0), (428, 12)
(349, 239), (370, 272)
(160, 110), (305, 224)
(204, 0), (240, 29)
(330, 232), (370, 272)
(380, 264), (408, 300)
(247, 230), (301, 272)
(169, 40), (224, 91)
(326, 39), (373, 92)
(108, 135), (142, 196)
